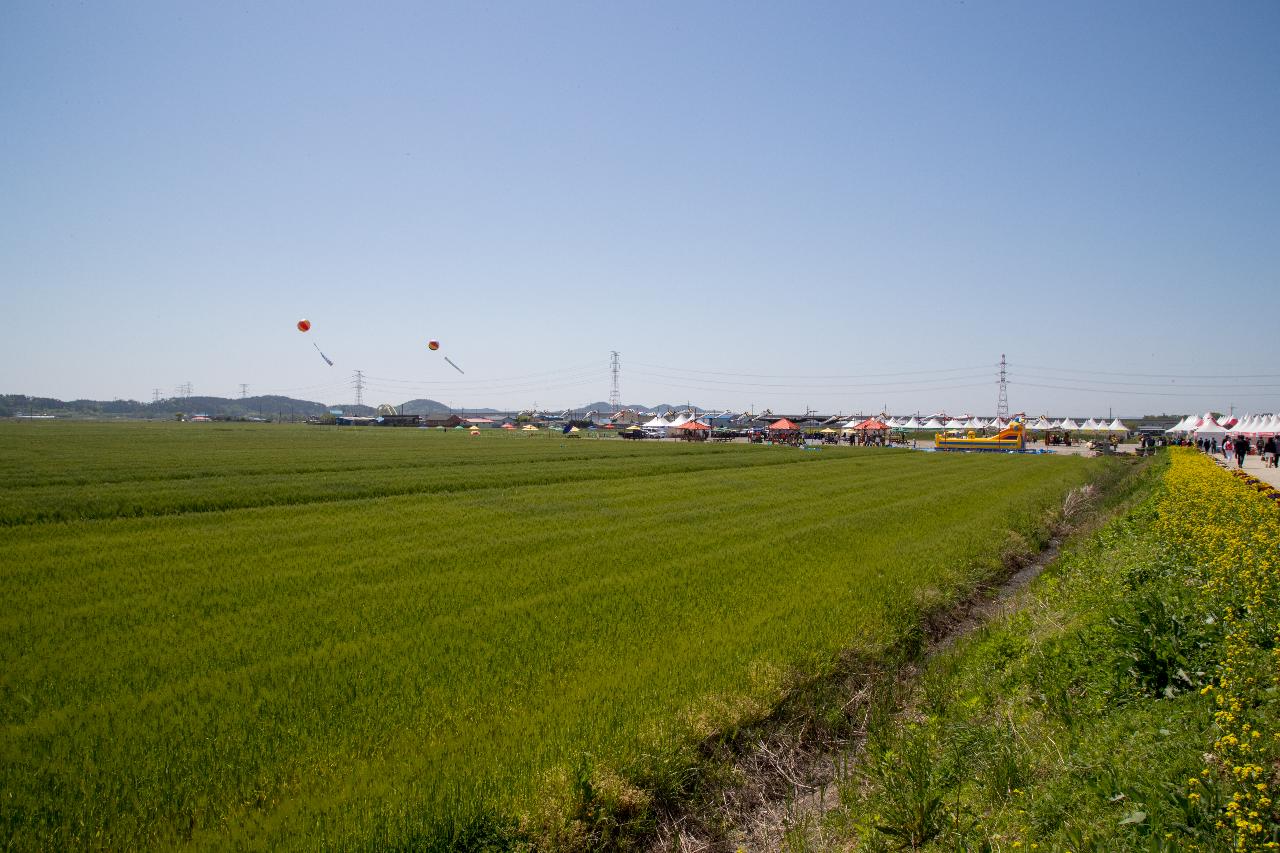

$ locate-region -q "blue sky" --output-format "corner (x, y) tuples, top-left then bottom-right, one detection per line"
(3, 1), (1277, 416)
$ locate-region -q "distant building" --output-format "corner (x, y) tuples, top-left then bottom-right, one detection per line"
(422, 414), (463, 428)
(376, 414), (421, 427)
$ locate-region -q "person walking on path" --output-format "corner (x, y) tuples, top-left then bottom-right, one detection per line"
(1232, 434), (1250, 468)
(1265, 435), (1279, 469)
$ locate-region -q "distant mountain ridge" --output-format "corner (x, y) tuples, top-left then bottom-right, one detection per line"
(0, 394), (711, 420)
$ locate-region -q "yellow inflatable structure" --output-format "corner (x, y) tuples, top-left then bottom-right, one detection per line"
(934, 418), (1026, 452)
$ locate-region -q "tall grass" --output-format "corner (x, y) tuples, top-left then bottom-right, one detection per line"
(0, 421), (1109, 849)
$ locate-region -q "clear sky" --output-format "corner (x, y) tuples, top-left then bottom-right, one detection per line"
(3, 1), (1277, 416)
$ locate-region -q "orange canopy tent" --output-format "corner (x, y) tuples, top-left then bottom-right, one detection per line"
(768, 418), (799, 431)
(675, 420), (711, 431)
(852, 418), (890, 430)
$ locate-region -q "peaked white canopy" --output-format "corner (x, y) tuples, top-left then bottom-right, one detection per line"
(965, 417), (985, 429)
(1081, 418), (1102, 430)
(1059, 418), (1080, 431)
(642, 415), (670, 428)
(901, 417), (923, 430)
(922, 417), (944, 429)
(1030, 417), (1054, 431)
(943, 418), (966, 429)
(1107, 418), (1128, 433)
(1194, 416), (1227, 436)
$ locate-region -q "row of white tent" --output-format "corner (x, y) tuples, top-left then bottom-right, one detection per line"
(638, 412), (1137, 432)
(873, 416), (1129, 432)
(640, 411), (711, 431)
(1166, 412), (1280, 436)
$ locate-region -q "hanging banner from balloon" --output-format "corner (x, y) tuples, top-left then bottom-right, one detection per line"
(427, 340), (464, 373)
(297, 319), (334, 367)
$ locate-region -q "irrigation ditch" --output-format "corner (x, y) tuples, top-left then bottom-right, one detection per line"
(633, 460), (1152, 853)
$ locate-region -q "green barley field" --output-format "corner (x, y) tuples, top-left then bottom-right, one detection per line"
(0, 421), (1113, 850)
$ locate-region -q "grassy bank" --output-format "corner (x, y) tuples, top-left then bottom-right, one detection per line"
(829, 449), (1279, 851)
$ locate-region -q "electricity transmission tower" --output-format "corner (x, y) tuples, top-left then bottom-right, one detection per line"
(996, 354), (1009, 419)
(239, 384), (249, 399)
(152, 388), (162, 404)
(609, 351), (621, 412)
(352, 370), (365, 407)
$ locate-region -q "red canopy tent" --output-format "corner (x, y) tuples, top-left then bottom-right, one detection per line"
(852, 418), (890, 430)
(768, 418), (799, 431)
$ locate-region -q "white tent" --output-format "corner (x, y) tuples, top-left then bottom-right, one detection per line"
(943, 418), (966, 429)
(965, 417), (985, 429)
(1081, 418), (1102, 430)
(1259, 414), (1280, 435)
(1226, 415), (1252, 434)
(1194, 417), (1228, 437)
(666, 412), (692, 428)
(922, 417), (944, 429)
(991, 417), (1009, 429)
(900, 417), (923, 430)
(1107, 418), (1128, 433)
(1030, 417), (1054, 431)
(1059, 418), (1080, 431)
(642, 415), (671, 429)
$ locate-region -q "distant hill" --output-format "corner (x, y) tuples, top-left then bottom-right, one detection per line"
(0, 394), (716, 420)
(1, 394), (333, 420)
(397, 399), (451, 415)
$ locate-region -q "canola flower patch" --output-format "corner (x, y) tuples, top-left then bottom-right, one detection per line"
(1154, 451), (1279, 850)
(0, 421), (1107, 850)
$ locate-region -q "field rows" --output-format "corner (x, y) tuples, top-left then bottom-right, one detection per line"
(0, 422), (1109, 849)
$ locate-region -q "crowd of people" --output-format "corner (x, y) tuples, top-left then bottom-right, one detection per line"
(1192, 434), (1279, 469)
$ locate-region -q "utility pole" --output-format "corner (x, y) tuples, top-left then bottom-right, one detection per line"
(239, 384), (249, 399)
(996, 354), (1009, 420)
(609, 351), (621, 412)
(352, 370), (365, 408)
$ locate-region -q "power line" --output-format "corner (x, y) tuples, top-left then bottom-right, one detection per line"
(629, 362), (995, 380)
(1011, 380), (1280, 398)
(629, 369), (994, 391)
(1012, 363), (1280, 380)
(1011, 371), (1280, 390)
